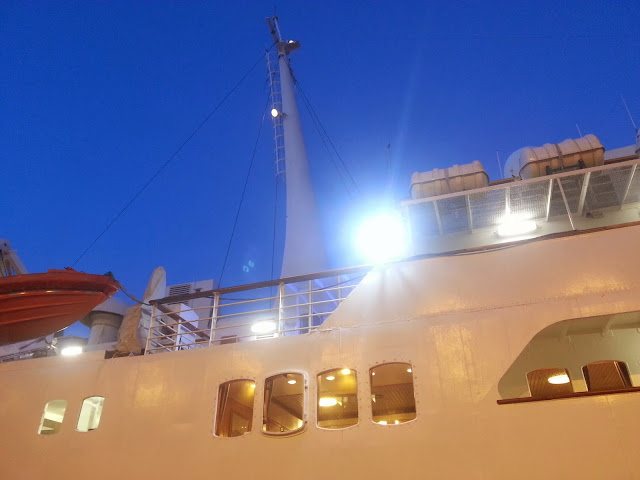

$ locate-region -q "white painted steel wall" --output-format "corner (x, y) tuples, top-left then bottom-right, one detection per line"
(1, 225), (640, 479)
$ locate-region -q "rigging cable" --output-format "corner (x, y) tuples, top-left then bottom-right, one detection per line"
(297, 85), (354, 198)
(71, 48), (273, 267)
(295, 81), (360, 195)
(217, 94), (271, 287)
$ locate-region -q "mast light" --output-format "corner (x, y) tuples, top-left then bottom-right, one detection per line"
(271, 108), (280, 118)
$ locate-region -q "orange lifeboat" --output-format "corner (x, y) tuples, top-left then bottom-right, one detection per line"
(0, 268), (119, 345)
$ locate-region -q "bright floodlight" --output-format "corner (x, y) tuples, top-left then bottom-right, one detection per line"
(496, 215), (537, 237)
(355, 213), (408, 263)
(60, 346), (83, 356)
(271, 108), (279, 118)
(251, 320), (277, 334)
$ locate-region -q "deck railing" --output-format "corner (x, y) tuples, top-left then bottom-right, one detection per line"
(402, 158), (640, 255)
(145, 266), (370, 354)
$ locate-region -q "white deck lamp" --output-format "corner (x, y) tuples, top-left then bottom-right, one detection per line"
(496, 215), (537, 237)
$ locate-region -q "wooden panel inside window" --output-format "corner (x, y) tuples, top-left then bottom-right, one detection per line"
(583, 360), (632, 391)
(527, 367), (574, 398)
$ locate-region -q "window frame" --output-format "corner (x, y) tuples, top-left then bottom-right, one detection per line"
(76, 396), (105, 433)
(37, 399), (68, 435)
(213, 378), (257, 438)
(262, 371), (308, 437)
(369, 361), (418, 426)
(316, 367), (359, 430)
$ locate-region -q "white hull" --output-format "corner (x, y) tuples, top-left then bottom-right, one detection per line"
(2, 223), (640, 479)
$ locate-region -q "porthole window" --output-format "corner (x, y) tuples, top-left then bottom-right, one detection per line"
(77, 396), (105, 432)
(38, 400), (68, 435)
(263, 373), (305, 435)
(215, 379), (255, 437)
(317, 368), (358, 429)
(370, 363), (416, 425)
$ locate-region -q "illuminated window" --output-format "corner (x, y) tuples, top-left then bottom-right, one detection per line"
(263, 373), (305, 435)
(77, 396), (105, 432)
(370, 363), (416, 425)
(583, 360), (632, 391)
(38, 400), (67, 435)
(317, 368), (358, 429)
(214, 380), (255, 437)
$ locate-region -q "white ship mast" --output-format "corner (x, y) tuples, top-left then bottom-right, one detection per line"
(266, 17), (328, 278)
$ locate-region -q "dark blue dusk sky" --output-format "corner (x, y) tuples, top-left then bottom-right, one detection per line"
(2, 1), (639, 300)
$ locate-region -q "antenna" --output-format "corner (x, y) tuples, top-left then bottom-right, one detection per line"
(266, 17), (282, 43)
(575, 124), (583, 137)
(496, 150), (503, 179)
(386, 142), (391, 175)
(621, 94), (637, 130)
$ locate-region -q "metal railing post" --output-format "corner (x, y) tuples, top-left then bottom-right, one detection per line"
(278, 282), (284, 336)
(209, 292), (219, 347)
(308, 279), (312, 333)
(620, 164), (637, 208)
(556, 178), (576, 230)
(145, 304), (156, 354)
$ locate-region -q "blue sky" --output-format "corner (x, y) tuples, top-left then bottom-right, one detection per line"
(2, 1), (639, 308)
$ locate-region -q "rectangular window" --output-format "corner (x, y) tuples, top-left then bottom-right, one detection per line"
(370, 363), (417, 425)
(215, 380), (255, 437)
(38, 400), (68, 435)
(77, 397), (105, 432)
(263, 373), (305, 434)
(317, 368), (358, 429)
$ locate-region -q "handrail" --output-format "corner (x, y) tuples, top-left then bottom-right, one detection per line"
(145, 269), (367, 355)
(150, 264), (372, 305)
